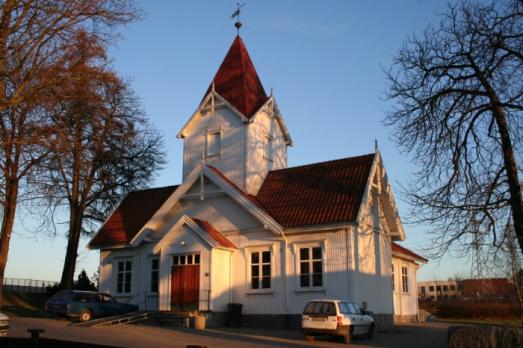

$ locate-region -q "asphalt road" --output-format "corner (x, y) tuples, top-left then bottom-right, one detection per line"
(6, 316), (450, 348)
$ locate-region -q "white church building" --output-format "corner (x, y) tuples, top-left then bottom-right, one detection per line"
(89, 34), (427, 328)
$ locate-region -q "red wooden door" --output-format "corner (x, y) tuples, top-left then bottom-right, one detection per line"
(171, 264), (200, 310)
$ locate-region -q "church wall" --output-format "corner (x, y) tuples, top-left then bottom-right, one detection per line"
(245, 108), (288, 194)
(182, 105), (247, 189)
(98, 243), (160, 311)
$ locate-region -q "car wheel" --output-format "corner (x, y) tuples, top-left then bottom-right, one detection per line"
(343, 326), (353, 344)
(305, 334), (315, 342)
(79, 310), (92, 322)
(367, 323), (375, 339)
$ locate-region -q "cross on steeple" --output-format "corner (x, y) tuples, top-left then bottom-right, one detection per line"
(231, 2), (245, 35)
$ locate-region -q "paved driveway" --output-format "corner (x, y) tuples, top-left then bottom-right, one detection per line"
(6, 317), (450, 348)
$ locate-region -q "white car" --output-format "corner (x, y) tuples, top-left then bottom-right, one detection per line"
(0, 312), (9, 337)
(301, 300), (374, 344)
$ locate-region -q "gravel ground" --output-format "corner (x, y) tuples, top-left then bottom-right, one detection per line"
(5, 316), (451, 348)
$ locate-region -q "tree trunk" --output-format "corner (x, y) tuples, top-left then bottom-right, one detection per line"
(60, 206), (83, 289)
(0, 180), (19, 308)
(492, 105), (523, 254)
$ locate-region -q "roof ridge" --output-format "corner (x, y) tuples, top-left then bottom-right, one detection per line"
(269, 153), (375, 173)
(129, 184), (180, 194)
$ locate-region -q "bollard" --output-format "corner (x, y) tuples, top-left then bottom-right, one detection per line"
(183, 316), (190, 328)
(27, 328), (45, 348)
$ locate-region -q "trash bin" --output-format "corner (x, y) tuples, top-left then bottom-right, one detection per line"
(227, 303), (243, 327)
(194, 315), (206, 330)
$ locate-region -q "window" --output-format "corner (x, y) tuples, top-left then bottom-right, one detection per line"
(299, 246), (323, 288)
(420, 286), (426, 294)
(443, 285), (449, 292)
(263, 134), (272, 160)
(151, 258), (159, 293)
(206, 131), (221, 157)
(173, 253), (200, 266)
(73, 293), (92, 302)
(436, 286), (442, 292)
(401, 266), (408, 292)
(392, 264), (395, 291)
(450, 285), (456, 291)
(116, 260), (132, 294)
(250, 251), (271, 289)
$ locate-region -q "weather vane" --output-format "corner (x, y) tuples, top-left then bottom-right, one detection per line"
(231, 2), (246, 34)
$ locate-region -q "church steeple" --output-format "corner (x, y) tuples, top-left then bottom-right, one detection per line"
(204, 36), (268, 118)
(179, 35), (291, 194)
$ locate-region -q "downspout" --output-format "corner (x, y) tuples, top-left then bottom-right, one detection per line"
(345, 227), (351, 298)
(229, 251), (233, 304)
(280, 230), (290, 311)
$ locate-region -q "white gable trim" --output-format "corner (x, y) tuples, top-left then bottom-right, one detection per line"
(152, 215), (234, 254)
(177, 91), (249, 138)
(250, 96), (293, 146)
(129, 164), (283, 246)
(356, 151), (406, 241)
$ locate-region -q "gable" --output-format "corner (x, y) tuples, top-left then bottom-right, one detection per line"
(256, 154), (375, 228)
(152, 215), (236, 255)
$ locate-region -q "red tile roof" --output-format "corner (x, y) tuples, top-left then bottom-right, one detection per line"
(206, 35), (268, 118)
(256, 154), (375, 228)
(89, 185), (178, 248)
(90, 154), (380, 248)
(391, 242), (428, 262)
(192, 218), (237, 249)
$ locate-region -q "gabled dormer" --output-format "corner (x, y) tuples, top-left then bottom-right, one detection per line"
(177, 35), (292, 194)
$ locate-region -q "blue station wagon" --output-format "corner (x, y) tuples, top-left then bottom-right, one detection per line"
(45, 290), (138, 322)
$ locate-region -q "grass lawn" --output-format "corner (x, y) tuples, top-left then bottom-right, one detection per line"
(436, 317), (522, 328)
(1, 292), (52, 318)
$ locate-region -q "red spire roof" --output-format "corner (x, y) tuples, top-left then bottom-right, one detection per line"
(206, 35), (268, 118)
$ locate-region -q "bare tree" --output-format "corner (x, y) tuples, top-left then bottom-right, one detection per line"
(504, 223), (522, 306)
(40, 32), (165, 289)
(384, 0), (523, 257)
(0, 0), (140, 306)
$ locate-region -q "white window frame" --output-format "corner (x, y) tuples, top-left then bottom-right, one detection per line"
(115, 259), (133, 294)
(245, 246), (274, 294)
(206, 130), (221, 157)
(401, 265), (409, 293)
(295, 242), (325, 291)
(150, 257), (160, 294)
(392, 263), (395, 292)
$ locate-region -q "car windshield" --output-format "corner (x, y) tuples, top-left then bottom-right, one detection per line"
(339, 302), (351, 314)
(49, 291), (72, 302)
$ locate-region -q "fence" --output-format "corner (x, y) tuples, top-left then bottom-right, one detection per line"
(3, 278), (59, 293)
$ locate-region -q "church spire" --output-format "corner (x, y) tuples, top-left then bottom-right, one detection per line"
(204, 35), (268, 118)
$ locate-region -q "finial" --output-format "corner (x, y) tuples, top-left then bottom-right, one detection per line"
(374, 139), (379, 152)
(231, 2), (245, 35)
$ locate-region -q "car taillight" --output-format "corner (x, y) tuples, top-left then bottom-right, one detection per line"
(337, 316), (342, 325)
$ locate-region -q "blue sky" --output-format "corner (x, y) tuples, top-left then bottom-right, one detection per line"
(7, 1), (475, 282)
